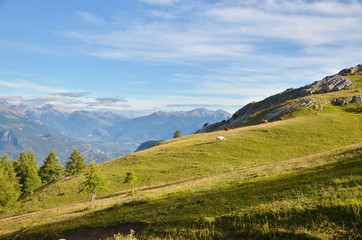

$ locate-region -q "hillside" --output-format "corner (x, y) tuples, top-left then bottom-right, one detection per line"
(0, 66), (361, 240)
(199, 64), (362, 132)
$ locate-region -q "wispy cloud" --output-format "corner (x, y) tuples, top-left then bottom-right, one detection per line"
(0, 40), (67, 56)
(76, 11), (103, 24)
(0, 94), (23, 102)
(64, 0), (362, 64)
(22, 96), (73, 106)
(54, 92), (88, 98)
(64, 26), (251, 61)
(60, 0), (362, 111)
(86, 96), (129, 108)
(96, 97), (127, 103)
(2, 1), (361, 115)
(0, 78), (131, 111)
(205, 3), (362, 48)
(138, 0), (179, 5)
(0, 79), (67, 93)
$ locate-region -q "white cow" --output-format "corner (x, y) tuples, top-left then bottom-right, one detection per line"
(216, 136), (227, 142)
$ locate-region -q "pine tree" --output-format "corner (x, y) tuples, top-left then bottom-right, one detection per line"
(80, 160), (104, 208)
(124, 171), (138, 195)
(15, 150), (42, 194)
(39, 150), (64, 183)
(0, 154), (21, 209)
(65, 148), (86, 175)
(173, 130), (181, 138)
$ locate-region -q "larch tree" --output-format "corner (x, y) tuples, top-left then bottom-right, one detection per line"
(80, 160), (104, 208)
(0, 153), (21, 209)
(124, 171), (138, 195)
(39, 150), (64, 183)
(15, 150), (42, 194)
(65, 148), (86, 175)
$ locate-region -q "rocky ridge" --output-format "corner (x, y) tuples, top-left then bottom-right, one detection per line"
(199, 64), (362, 132)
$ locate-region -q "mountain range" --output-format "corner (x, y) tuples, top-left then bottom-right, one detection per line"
(0, 102), (230, 164)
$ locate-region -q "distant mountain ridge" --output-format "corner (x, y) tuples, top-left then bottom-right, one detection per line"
(107, 108), (230, 143)
(134, 140), (163, 152)
(0, 102), (230, 163)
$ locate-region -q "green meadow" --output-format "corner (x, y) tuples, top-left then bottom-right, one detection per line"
(0, 82), (361, 239)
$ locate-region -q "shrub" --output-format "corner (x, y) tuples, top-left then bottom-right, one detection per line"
(106, 229), (137, 240)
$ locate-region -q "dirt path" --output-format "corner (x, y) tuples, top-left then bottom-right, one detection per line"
(55, 222), (148, 240)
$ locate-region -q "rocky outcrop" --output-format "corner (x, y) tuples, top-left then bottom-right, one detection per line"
(263, 99), (318, 121)
(199, 64), (361, 133)
(331, 95), (362, 106)
(337, 64), (362, 76)
(303, 75), (355, 95)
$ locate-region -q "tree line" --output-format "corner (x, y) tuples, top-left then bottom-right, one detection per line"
(1, 148), (139, 211)
(0, 148), (86, 211)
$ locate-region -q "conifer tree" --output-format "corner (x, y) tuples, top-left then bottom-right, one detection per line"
(0, 154), (21, 209)
(173, 130), (181, 138)
(65, 148), (86, 175)
(15, 150), (42, 194)
(80, 160), (104, 208)
(39, 150), (64, 183)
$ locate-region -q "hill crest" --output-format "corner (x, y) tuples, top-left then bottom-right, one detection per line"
(199, 64), (362, 132)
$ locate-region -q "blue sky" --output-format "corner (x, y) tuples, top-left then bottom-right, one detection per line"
(0, 0), (361, 115)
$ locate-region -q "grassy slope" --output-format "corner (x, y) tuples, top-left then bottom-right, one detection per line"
(12, 108), (361, 214)
(0, 78), (361, 239)
(0, 144), (360, 240)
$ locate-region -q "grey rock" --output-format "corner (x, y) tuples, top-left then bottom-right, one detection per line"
(331, 95), (362, 106)
(338, 64), (362, 76)
(304, 75), (355, 94)
(352, 95), (362, 103)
